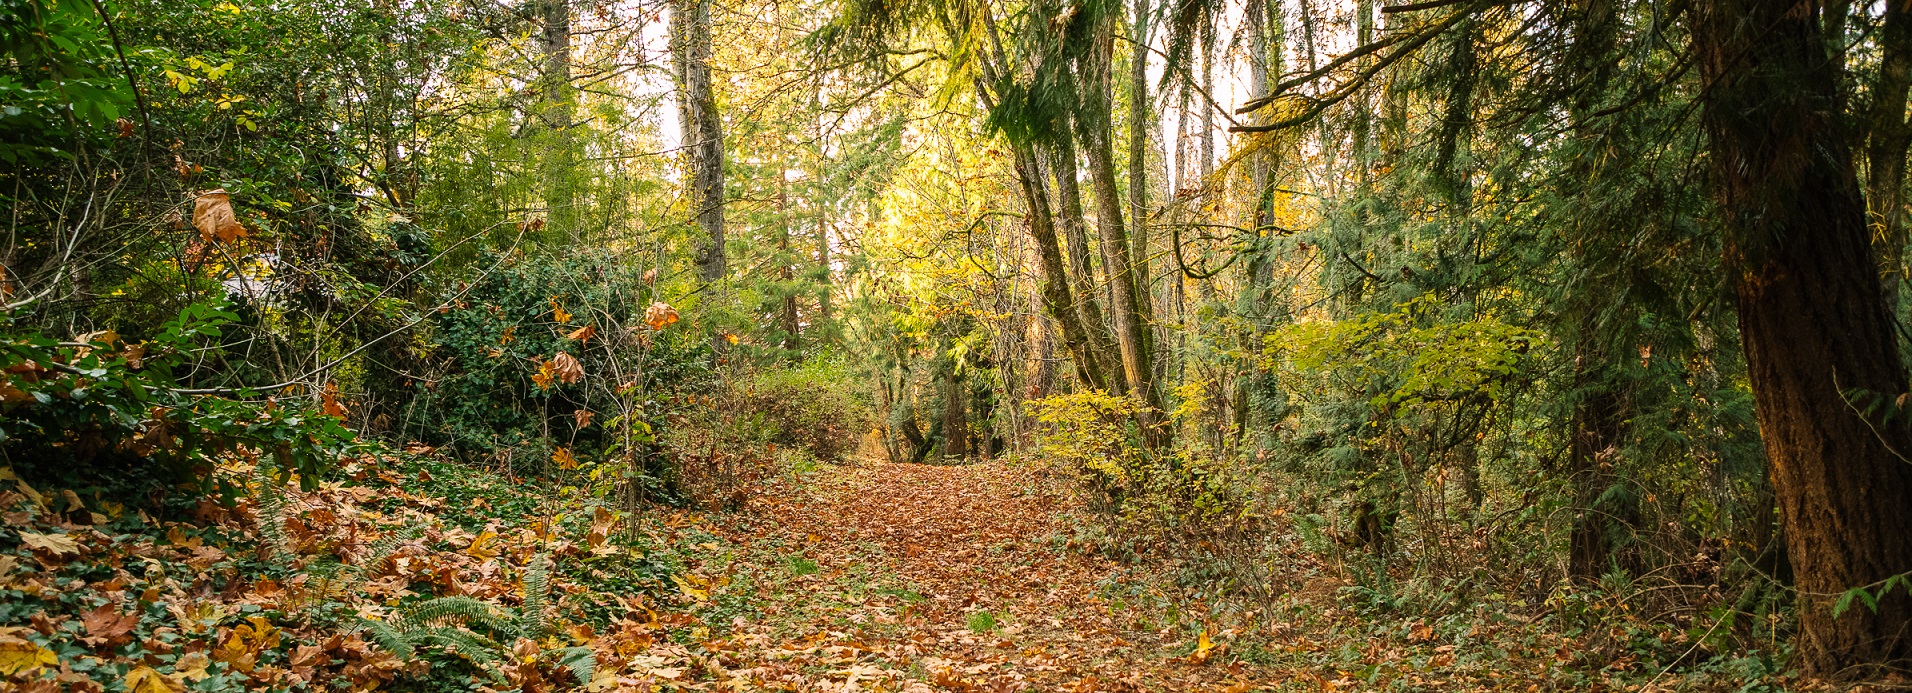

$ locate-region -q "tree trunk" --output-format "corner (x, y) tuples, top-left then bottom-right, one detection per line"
(1693, 0), (1912, 674)
(1011, 142), (1112, 392)
(541, 0), (574, 236)
(1867, 0), (1911, 305)
(1047, 136), (1125, 391)
(1079, 13), (1163, 421)
(674, 0), (725, 285)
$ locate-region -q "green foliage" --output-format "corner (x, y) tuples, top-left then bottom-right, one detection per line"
(737, 357), (871, 463)
(0, 299), (357, 497)
(0, 0), (131, 162)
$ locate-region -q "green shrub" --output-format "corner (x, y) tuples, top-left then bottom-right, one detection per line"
(0, 299), (358, 500)
(739, 357), (870, 462)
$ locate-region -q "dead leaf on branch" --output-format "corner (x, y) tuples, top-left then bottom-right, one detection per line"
(644, 302), (678, 331)
(551, 352), (584, 385)
(566, 323), (597, 344)
(552, 447), (579, 471)
(192, 189), (246, 244)
(321, 381), (349, 418)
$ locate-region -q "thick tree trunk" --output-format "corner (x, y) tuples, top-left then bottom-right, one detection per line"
(1010, 143), (1112, 392)
(1693, 0), (1912, 674)
(1079, 14), (1163, 421)
(541, 0), (574, 235)
(1047, 136), (1125, 391)
(674, 0), (725, 285)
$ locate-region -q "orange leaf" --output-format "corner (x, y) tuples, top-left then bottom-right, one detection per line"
(552, 446), (578, 470)
(566, 323), (597, 343)
(320, 381), (348, 418)
(644, 302), (679, 331)
(551, 299), (573, 324)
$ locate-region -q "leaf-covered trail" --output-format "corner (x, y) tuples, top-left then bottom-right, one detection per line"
(707, 459), (1265, 691)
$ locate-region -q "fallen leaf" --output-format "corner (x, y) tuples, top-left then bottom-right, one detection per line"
(467, 531), (501, 560)
(125, 665), (178, 693)
(0, 637), (55, 675)
(17, 531), (79, 557)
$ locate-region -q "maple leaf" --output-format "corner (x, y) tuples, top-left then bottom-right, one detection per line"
(551, 352), (585, 384)
(124, 665), (178, 693)
(566, 323), (597, 343)
(174, 652), (213, 681)
(644, 302), (679, 331)
(552, 447), (579, 471)
(0, 635), (56, 675)
(467, 530), (501, 560)
(551, 299), (573, 324)
(17, 531), (79, 558)
(321, 381), (349, 418)
(80, 604), (137, 645)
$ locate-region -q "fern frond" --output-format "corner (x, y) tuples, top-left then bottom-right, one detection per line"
(399, 596), (512, 634)
(553, 646), (596, 684)
(356, 617), (415, 659)
(518, 554), (553, 637)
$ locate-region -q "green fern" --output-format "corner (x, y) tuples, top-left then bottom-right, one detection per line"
(352, 551), (566, 684)
(518, 554), (552, 637)
(399, 596), (514, 634)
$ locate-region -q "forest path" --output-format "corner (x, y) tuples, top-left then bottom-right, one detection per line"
(708, 459), (1268, 691)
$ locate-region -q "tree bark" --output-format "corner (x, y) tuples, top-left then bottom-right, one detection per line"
(674, 0), (725, 285)
(1693, 0), (1912, 674)
(1047, 136), (1125, 391)
(1867, 0), (1911, 304)
(1079, 13), (1163, 421)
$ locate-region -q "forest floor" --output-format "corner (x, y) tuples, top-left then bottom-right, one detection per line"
(706, 458), (1260, 691)
(0, 440), (1804, 692)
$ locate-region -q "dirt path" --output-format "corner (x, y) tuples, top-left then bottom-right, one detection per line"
(708, 460), (1266, 692)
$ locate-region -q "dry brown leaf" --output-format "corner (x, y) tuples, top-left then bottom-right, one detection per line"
(321, 381), (349, 418)
(18, 531), (79, 557)
(191, 190), (245, 244)
(551, 352), (584, 385)
(566, 323), (597, 343)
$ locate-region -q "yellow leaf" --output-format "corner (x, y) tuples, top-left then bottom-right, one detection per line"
(552, 447), (578, 471)
(467, 530), (501, 560)
(125, 665), (179, 693)
(671, 574), (709, 602)
(17, 531), (79, 557)
(0, 638), (55, 675)
(551, 300), (573, 324)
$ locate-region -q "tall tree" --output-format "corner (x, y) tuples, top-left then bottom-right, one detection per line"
(1692, 0), (1912, 673)
(675, 0), (726, 286)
